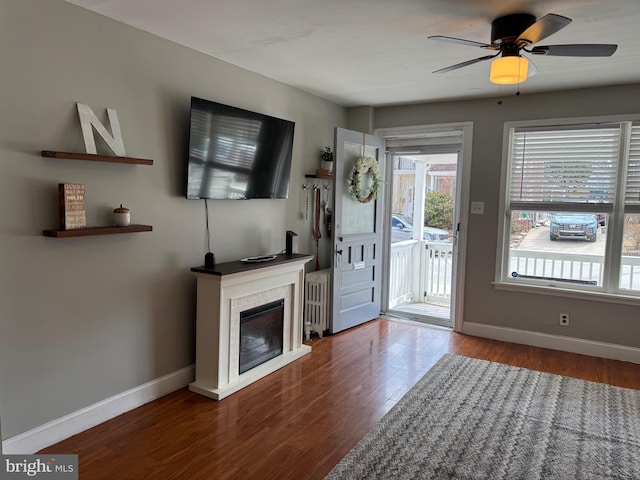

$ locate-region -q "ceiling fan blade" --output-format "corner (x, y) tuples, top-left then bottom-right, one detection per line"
(516, 13), (572, 45)
(530, 44), (618, 57)
(428, 35), (495, 50)
(433, 54), (497, 74)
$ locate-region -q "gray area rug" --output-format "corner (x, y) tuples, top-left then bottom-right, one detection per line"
(325, 354), (640, 479)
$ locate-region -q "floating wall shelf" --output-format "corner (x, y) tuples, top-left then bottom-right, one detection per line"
(42, 150), (154, 165)
(43, 225), (153, 238)
(305, 174), (333, 180)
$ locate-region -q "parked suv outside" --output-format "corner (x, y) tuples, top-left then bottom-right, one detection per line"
(549, 213), (598, 242)
(391, 214), (450, 243)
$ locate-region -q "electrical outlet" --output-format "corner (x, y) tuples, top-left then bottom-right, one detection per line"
(559, 313), (570, 326)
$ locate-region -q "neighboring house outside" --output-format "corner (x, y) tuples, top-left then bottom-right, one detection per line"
(427, 164), (456, 197)
(392, 156), (416, 216)
(392, 157), (456, 220)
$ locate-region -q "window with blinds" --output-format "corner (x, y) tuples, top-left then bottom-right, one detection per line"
(625, 124), (640, 207)
(499, 118), (640, 296)
(508, 125), (620, 207)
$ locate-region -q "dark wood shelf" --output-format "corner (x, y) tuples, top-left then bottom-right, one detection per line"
(43, 224), (153, 238)
(42, 150), (153, 165)
(305, 174), (333, 180)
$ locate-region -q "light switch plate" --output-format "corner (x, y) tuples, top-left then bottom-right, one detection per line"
(470, 201), (485, 215)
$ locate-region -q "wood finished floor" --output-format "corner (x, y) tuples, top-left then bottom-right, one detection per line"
(40, 319), (640, 479)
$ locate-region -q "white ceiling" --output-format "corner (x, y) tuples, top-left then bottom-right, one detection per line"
(65, 0), (640, 107)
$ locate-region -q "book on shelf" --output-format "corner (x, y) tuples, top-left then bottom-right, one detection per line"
(58, 183), (86, 230)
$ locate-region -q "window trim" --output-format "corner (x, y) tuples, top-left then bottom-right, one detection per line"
(496, 114), (640, 299)
(493, 280), (640, 307)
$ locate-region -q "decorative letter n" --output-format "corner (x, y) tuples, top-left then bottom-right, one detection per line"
(77, 103), (126, 156)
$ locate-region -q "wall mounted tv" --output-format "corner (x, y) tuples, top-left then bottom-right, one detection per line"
(186, 97), (295, 200)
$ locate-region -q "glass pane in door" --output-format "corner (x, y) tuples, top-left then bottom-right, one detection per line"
(387, 152), (458, 328)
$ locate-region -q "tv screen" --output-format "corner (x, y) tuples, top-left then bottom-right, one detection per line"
(186, 97), (295, 200)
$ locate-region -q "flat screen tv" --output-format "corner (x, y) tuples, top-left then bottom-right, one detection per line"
(186, 97), (295, 200)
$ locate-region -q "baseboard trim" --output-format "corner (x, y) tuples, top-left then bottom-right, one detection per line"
(2, 365), (195, 454)
(462, 322), (640, 365)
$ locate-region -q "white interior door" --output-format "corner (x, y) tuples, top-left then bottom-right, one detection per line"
(330, 127), (386, 333)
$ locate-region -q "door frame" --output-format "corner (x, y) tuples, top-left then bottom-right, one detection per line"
(386, 147), (459, 329)
(375, 122), (473, 333)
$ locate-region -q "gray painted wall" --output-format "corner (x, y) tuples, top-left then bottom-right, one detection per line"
(369, 84), (640, 348)
(0, 0), (345, 439)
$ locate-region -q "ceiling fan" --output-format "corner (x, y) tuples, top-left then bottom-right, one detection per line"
(429, 13), (617, 84)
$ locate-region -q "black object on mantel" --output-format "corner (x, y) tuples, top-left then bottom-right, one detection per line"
(192, 253), (313, 276)
(286, 231), (298, 255)
(204, 252), (215, 269)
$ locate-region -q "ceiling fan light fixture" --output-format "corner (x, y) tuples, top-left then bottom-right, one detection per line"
(490, 55), (529, 84)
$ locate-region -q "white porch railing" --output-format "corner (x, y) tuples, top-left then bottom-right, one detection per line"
(510, 249), (640, 290)
(389, 244), (640, 310)
(389, 240), (453, 309)
(421, 242), (453, 303)
(510, 250), (604, 284)
(389, 240), (416, 308)
(624, 257), (640, 290)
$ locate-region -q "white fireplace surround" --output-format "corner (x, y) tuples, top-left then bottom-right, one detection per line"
(190, 255), (312, 400)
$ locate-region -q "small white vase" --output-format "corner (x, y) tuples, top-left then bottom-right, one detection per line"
(321, 160), (334, 172)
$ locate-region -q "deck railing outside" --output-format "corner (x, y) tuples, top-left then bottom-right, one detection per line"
(389, 240), (416, 308)
(389, 240), (452, 309)
(389, 244), (640, 310)
(510, 249), (640, 290)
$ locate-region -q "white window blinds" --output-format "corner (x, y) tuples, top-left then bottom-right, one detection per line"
(508, 125), (621, 206)
(625, 124), (640, 206)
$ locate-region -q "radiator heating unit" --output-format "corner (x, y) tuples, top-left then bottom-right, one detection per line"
(304, 269), (330, 340)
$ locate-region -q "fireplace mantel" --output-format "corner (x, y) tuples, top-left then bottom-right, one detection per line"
(189, 254), (313, 400)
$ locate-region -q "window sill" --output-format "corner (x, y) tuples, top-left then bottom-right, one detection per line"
(493, 281), (640, 307)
